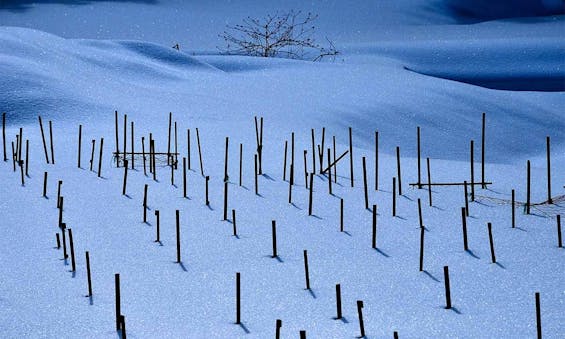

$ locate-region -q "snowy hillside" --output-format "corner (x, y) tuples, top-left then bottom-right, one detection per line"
(1, 1), (564, 338)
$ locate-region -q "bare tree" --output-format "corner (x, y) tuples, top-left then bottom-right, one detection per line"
(219, 10), (338, 61)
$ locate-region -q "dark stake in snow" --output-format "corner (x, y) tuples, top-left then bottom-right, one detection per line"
(392, 177), (397, 217)
(85, 251), (92, 296)
(462, 207), (469, 251)
(300, 330), (306, 339)
(58, 196), (64, 227)
(526, 160), (531, 214)
(154, 210), (160, 243)
(224, 137), (229, 182)
(255, 116), (264, 174)
(123, 114), (127, 166)
(142, 136), (147, 175)
(335, 283), (342, 319)
(187, 129), (191, 170)
(239, 143), (242, 186)
(120, 315), (126, 339)
(418, 199), (423, 229)
(143, 184), (148, 223)
(183, 157), (187, 198)
(167, 112), (171, 166)
(272, 220), (277, 258)
(114, 110), (119, 163)
(232, 209), (237, 236)
(464, 181), (469, 217)
(557, 215), (562, 248)
(254, 155), (258, 195)
(357, 300), (365, 337)
(131, 121), (135, 169)
(196, 127), (204, 176)
(303, 150), (308, 187)
(122, 160), (128, 195)
(205, 176), (210, 205)
(290, 132), (295, 184)
(61, 223), (68, 260)
(535, 292), (542, 339)
(481, 112), (486, 189)
(68, 228), (76, 272)
(56, 233), (60, 249)
(38, 116), (49, 164)
(48, 120), (54, 164)
(511, 189), (516, 228)
(97, 138), (103, 178)
(362, 157), (368, 209)
(288, 164), (293, 204)
(318, 128), (326, 173)
(333, 136), (337, 183)
(308, 173), (314, 216)
(470, 140), (475, 201)
(349, 127), (354, 187)
(372, 204), (377, 249)
(546, 136), (552, 203)
(25, 139), (29, 176)
(235, 272), (241, 324)
(170, 156), (174, 186)
(340, 198), (344, 232)
(396, 146), (402, 195)
(417, 126), (421, 188)
(223, 181), (228, 221)
(427, 158), (432, 207)
(303, 249), (310, 290)
(275, 319), (282, 339)
(175, 210), (181, 263)
(327, 148), (332, 194)
(77, 124), (82, 168)
(444, 266), (451, 309)
(56, 180), (62, 208)
(115, 273), (121, 330)
(311, 129), (316, 174)
(89, 139), (95, 171)
(488, 222), (496, 263)
(419, 224), (425, 272)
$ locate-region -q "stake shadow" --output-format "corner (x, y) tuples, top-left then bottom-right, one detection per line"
(310, 214), (323, 220)
(206, 204), (214, 211)
(154, 240), (163, 246)
(394, 215), (407, 220)
(332, 316), (349, 323)
(494, 262), (506, 269)
(423, 270), (440, 282)
(290, 202), (303, 210)
(449, 306), (462, 314)
(513, 226), (527, 232)
(232, 234), (240, 239)
(143, 221), (152, 226)
(306, 288), (317, 299)
(262, 173), (275, 181)
(123, 194), (132, 199)
(374, 248), (390, 257)
(177, 261), (188, 272)
(237, 322), (250, 334)
(401, 195), (413, 201)
(465, 249), (480, 259)
(341, 231), (352, 236)
(87, 295), (93, 305)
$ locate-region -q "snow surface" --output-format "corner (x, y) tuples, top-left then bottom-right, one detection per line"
(1, 1), (564, 338)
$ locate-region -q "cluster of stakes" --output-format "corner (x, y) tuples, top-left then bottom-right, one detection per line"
(1, 110), (562, 338)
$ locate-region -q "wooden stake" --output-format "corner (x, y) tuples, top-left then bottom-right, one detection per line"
(417, 126), (421, 188)
(223, 181), (228, 221)
(340, 198), (344, 232)
(327, 148), (332, 194)
(154, 210), (160, 243)
(349, 127), (354, 187)
(427, 158), (432, 207)
(254, 154), (258, 195)
(120, 315), (126, 339)
(272, 220), (277, 258)
(2, 112), (6, 162)
(115, 273), (121, 330)
(546, 136), (552, 204)
(122, 160), (128, 195)
(464, 181), (469, 217)
(239, 143), (243, 187)
(68, 228), (76, 272)
(335, 283), (342, 319)
(78, 124), (82, 168)
(149, 134), (153, 174)
(396, 146), (402, 195)
(170, 156), (174, 186)
(488, 222), (496, 263)
(19, 152), (24, 186)
(461, 207), (468, 251)
(174, 121), (178, 169)
(183, 157), (187, 198)
(470, 140), (475, 201)
(288, 164), (293, 204)
(276, 319), (282, 339)
(18, 127), (22, 166)
(283, 141), (288, 180)
(419, 224), (425, 272)
(303, 150), (308, 187)
(49, 120), (54, 164)
(512, 189), (515, 228)
(392, 177), (396, 217)
(357, 300), (365, 337)
(38, 116), (49, 164)
(90, 139), (95, 171)
(131, 121), (135, 169)
(196, 128), (204, 176)
(205, 176), (210, 205)
(61, 223), (68, 259)
(167, 112), (172, 166)
(418, 199), (423, 229)
(151, 139), (156, 181)
(232, 209), (237, 236)
(526, 160), (531, 214)
(114, 111), (119, 163)
(481, 112), (486, 189)
(557, 215), (562, 248)
(291, 132), (295, 185)
(143, 184), (148, 223)
(56, 233), (60, 249)
(57, 180), (62, 208)
(372, 204), (377, 249)
(535, 292), (542, 339)
(333, 135), (337, 183)
(97, 138), (103, 178)
(319, 128), (325, 173)
(187, 129), (191, 170)
(236, 272), (241, 324)
(444, 266), (451, 309)
(43, 172), (48, 197)
(11, 141), (15, 172)
(176, 210), (181, 263)
(363, 157), (368, 209)
(311, 129), (316, 174)
(224, 136), (229, 182)
(58, 197), (64, 227)
(300, 330), (306, 339)
(308, 173), (314, 216)
(303, 249), (310, 289)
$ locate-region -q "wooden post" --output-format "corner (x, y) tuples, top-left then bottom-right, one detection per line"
(375, 131), (378, 190)
(333, 136), (337, 183)
(174, 121), (178, 169)
(319, 127), (325, 173)
(327, 148), (332, 194)
(372, 204), (377, 249)
(196, 128), (204, 176)
(444, 266), (451, 309)
(120, 315), (126, 339)
(303, 150), (308, 187)
(557, 215), (562, 248)
(90, 139), (95, 171)
(340, 198), (344, 232)
(546, 136), (552, 204)
(526, 160), (531, 214)
(154, 210), (160, 243)
(170, 156), (174, 186)
(86, 251), (92, 296)
(57, 180), (62, 208)
(187, 129), (191, 170)
(427, 158), (432, 207)
(308, 173), (314, 216)
(283, 141), (288, 180)
(78, 124), (82, 168)
(143, 184), (148, 223)
(61, 223), (68, 259)
(300, 330), (306, 339)
(417, 126), (421, 188)
(272, 220), (277, 258)
(392, 177), (396, 217)
(56, 233), (60, 249)
(58, 197), (64, 227)
(419, 224), (425, 272)
(122, 160), (128, 195)
(481, 112), (486, 189)
(470, 140), (475, 201)
(141, 136), (147, 175)
(205, 176), (210, 205)
(223, 181), (228, 220)
(488, 222), (496, 263)
(167, 112), (171, 165)
(254, 154), (258, 195)
(114, 110), (119, 165)
(49, 120), (55, 164)
(303, 250), (310, 289)
(239, 143), (243, 187)
(275, 319), (282, 339)
(311, 129), (316, 174)
(349, 127), (354, 187)
(19, 153), (24, 185)
(176, 210), (181, 263)
(464, 181), (469, 217)
(335, 283), (342, 319)
(232, 209), (237, 236)
(97, 138), (103, 178)
(115, 273), (121, 330)
(18, 127), (22, 163)
(2, 112), (6, 161)
(362, 157), (368, 209)
(461, 207), (469, 251)
(151, 139), (156, 181)
(290, 132), (295, 185)
(183, 157), (187, 198)
(68, 228), (76, 272)
(38, 116), (49, 164)
(357, 300), (365, 337)
(224, 137), (229, 182)
(396, 146), (402, 195)
(288, 164), (293, 204)
(11, 142), (15, 172)
(131, 121), (135, 169)
(149, 133), (153, 174)
(418, 199), (423, 229)
(512, 189), (516, 228)
(236, 272), (241, 324)
(43, 172), (48, 197)
(535, 292), (542, 339)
